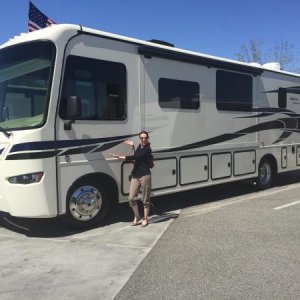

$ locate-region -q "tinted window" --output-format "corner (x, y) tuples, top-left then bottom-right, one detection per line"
(216, 70), (252, 111)
(159, 78), (199, 109)
(60, 56), (126, 120)
(278, 88), (287, 108)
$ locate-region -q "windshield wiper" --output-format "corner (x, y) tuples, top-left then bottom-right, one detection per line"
(0, 126), (11, 138)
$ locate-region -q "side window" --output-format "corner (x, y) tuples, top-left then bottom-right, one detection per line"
(60, 56), (126, 120)
(158, 78), (200, 109)
(216, 70), (253, 111)
(278, 88), (287, 108)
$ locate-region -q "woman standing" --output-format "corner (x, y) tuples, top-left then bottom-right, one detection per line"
(111, 131), (152, 227)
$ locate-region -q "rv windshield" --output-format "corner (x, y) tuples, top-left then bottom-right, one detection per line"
(0, 41), (55, 130)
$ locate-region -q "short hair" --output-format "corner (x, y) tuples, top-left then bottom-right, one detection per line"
(139, 130), (149, 138)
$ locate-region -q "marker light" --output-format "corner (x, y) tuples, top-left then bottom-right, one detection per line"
(8, 172), (44, 184)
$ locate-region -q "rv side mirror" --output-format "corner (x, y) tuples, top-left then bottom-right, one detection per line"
(278, 88), (287, 108)
(64, 96), (82, 130)
(66, 96), (82, 119)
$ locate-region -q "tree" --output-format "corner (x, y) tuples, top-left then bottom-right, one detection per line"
(271, 40), (294, 70)
(235, 39), (296, 71)
(235, 39), (263, 64)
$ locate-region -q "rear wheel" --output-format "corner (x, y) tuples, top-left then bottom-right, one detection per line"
(256, 158), (277, 190)
(65, 178), (111, 228)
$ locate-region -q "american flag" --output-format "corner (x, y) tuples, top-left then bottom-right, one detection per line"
(28, 1), (56, 32)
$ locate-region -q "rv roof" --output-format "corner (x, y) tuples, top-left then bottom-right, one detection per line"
(1, 24), (299, 78)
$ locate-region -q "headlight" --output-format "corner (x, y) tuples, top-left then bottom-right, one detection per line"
(8, 172), (44, 184)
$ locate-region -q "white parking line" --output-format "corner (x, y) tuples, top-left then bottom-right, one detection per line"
(273, 200), (300, 210)
(183, 182), (300, 218)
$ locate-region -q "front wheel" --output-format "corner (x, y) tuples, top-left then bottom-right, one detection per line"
(65, 178), (111, 228)
(256, 158), (277, 190)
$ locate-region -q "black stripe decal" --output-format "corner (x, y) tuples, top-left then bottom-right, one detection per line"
(6, 106), (300, 159)
(59, 145), (97, 156)
(92, 140), (125, 153)
(10, 133), (137, 153)
(6, 151), (59, 160)
(155, 116), (300, 153)
(272, 131), (293, 144)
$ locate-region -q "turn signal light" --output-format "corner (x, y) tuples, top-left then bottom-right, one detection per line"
(8, 172), (44, 184)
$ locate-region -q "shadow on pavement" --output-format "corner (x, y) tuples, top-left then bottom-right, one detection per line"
(0, 203), (133, 238)
(0, 170), (299, 238)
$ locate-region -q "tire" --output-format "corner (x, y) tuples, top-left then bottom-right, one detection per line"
(65, 178), (111, 228)
(256, 158), (277, 190)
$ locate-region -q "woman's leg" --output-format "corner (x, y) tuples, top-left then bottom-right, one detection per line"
(128, 177), (141, 224)
(140, 175), (151, 226)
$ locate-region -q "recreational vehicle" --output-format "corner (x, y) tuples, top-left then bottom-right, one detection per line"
(0, 24), (299, 227)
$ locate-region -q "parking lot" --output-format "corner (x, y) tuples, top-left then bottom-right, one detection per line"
(0, 201), (179, 299)
(1, 171), (300, 299)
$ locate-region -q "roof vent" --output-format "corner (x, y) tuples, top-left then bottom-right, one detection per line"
(248, 62), (261, 67)
(148, 39), (174, 47)
(262, 62), (281, 71)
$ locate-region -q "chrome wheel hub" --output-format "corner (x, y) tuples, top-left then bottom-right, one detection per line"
(69, 186), (102, 221)
(259, 163), (272, 185)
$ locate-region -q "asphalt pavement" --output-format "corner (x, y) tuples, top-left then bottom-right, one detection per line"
(116, 176), (300, 299)
(0, 202), (179, 299)
(1, 172), (300, 299)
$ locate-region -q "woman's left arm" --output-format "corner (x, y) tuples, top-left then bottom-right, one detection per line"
(124, 140), (135, 154)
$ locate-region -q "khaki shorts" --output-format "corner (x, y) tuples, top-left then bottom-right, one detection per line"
(128, 175), (151, 208)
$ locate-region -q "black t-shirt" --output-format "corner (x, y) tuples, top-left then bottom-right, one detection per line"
(126, 143), (152, 178)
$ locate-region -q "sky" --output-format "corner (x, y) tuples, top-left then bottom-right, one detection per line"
(1, 0), (300, 69)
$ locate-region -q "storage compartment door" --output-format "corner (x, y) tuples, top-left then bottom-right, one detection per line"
(281, 147), (287, 169)
(234, 151), (256, 176)
(121, 161), (134, 195)
(297, 146), (300, 166)
(151, 158), (177, 190)
(211, 153), (231, 180)
(180, 155), (208, 185)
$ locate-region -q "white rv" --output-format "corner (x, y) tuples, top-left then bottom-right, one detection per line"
(0, 24), (299, 227)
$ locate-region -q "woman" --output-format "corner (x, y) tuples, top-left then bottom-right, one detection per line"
(111, 131), (152, 227)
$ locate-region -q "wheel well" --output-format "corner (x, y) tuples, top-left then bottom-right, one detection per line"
(72, 173), (119, 206)
(260, 154), (277, 173)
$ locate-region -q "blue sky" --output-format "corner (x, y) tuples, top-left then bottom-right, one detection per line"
(1, 0), (300, 68)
